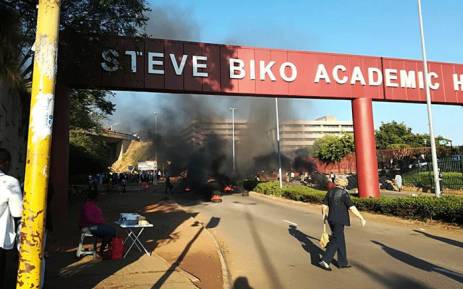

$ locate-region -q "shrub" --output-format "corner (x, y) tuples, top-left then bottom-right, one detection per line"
(254, 181), (463, 225)
(255, 181), (284, 196)
(242, 179), (260, 191)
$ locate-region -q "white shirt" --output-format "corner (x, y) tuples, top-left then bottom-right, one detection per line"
(0, 170), (23, 249)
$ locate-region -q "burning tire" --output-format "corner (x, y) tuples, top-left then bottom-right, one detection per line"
(211, 191), (222, 203)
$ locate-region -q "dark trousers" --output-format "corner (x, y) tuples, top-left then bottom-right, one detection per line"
(165, 177), (173, 193)
(1, 248), (19, 289)
(90, 224), (116, 255)
(322, 222), (348, 266)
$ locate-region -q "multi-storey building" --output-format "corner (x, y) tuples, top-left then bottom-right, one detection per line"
(271, 115), (354, 153)
(181, 116), (352, 153)
(181, 119), (248, 147)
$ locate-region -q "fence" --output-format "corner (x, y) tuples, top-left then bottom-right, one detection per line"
(403, 158), (463, 190)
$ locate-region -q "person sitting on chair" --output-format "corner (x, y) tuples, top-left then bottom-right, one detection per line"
(79, 191), (116, 257)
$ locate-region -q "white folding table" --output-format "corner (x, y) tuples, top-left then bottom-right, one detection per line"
(115, 221), (154, 258)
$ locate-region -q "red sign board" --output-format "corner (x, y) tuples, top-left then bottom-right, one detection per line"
(59, 35), (463, 105)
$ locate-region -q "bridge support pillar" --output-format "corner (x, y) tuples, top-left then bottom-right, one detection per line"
(50, 85), (70, 227)
(352, 97), (380, 198)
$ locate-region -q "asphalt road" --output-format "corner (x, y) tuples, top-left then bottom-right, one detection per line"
(178, 192), (463, 289)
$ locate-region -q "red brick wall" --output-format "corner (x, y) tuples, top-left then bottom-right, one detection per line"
(310, 153), (357, 174)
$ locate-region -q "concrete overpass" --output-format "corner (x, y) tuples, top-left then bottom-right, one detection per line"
(81, 128), (139, 162)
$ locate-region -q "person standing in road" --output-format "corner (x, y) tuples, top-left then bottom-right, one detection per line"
(0, 148), (23, 288)
(164, 161), (174, 194)
(329, 172), (336, 183)
(394, 173), (403, 192)
(319, 177), (366, 271)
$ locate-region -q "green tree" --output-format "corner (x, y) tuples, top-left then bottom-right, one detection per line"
(0, 5), (22, 86)
(2, 1), (150, 174)
(70, 89), (115, 130)
(313, 134), (355, 164)
(375, 121), (427, 149)
(3, 0), (150, 130)
(69, 131), (113, 174)
(4, 1), (149, 52)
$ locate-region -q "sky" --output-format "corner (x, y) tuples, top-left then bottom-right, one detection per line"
(110, 0), (463, 144)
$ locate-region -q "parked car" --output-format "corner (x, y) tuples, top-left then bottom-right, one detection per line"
(451, 155), (462, 161)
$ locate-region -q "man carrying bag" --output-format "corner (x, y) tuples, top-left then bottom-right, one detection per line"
(319, 177), (366, 271)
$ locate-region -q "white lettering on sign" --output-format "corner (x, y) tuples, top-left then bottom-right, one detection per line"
(229, 58), (297, 82)
(229, 58), (245, 79)
(250, 60), (256, 80)
(350, 66), (366, 85)
(125, 51), (137, 73)
(192, 56), (208, 77)
(99, 48), (463, 95)
(280, 62), (297, 82)
(101, 49), (119, 72)
(427, 72), (440, 90)
(418, 71), (425, 89)
(333, 65), (348, 84)
(399, 70), (416, 88)
(453, 73), (463, 91)
(148, 52), (164, 75)
(314, 64), (331, 83)
(170, 54), (188, 75)
(260, 60), (276, 81)
(385, 69), (398, 87)
(368, 67), (382, 86)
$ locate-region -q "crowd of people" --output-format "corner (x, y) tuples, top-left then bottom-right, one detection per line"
(87, 170), (164, 193)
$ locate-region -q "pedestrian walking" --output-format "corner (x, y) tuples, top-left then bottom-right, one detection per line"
(319, 177), (366, 271)
(0, 148), (23, 288)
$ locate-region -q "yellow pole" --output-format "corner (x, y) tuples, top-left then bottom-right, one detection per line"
(17, 1), (61, 288)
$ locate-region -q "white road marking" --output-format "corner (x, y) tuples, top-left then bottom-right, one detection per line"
(283, 220), (298, 227)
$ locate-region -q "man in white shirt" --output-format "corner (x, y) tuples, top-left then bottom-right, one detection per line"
(0, 148), (23, 288)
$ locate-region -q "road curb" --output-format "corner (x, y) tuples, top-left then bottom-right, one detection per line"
(249, 191), (320, 209)
(202, 224), (232, 289)
(174, 201), (231, 289)
(152, 248), (201, 288)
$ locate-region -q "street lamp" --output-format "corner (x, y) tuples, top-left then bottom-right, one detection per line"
(153, 112), (158, 163)
(229, 107), (237, 173)
(275, 98), (283, 189)
(417, 0), (441, 197)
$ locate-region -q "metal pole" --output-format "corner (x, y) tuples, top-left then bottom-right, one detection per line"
(230, 107), (237, 172)
(17, 1), (61, 288)
(417, 0), (441, 197)
(154, 112), (158, 163)
(275, 98), (283, 189)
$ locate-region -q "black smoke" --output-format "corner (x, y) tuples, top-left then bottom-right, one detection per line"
(111, 3), (302, 188)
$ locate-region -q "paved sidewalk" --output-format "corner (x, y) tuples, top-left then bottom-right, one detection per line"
(43, 184), (221, 289)
(47, 253), (198, 289)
